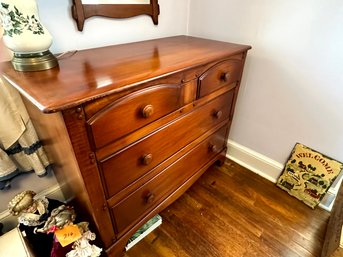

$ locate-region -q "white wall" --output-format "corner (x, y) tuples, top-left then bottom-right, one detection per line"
(1, 0), (190, 59)
(38, 0), (190, 53)
(0, 0), (190, 227)
(189, 0), (343, 171)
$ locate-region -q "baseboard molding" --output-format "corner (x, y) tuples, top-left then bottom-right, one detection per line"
(226, 140), (284, 183)
(226, 140), (338, 211)
(0, 183), (65, 233)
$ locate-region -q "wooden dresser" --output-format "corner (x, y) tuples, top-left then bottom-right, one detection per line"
(1, 36), (251, 256)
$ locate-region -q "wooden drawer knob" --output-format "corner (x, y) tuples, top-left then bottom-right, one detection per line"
(209, 144), (217, 153)
(145, 192), (155, 204)
(141, 104), (154, 118)
(220, 72), (230, 82)
(141, 153), (153, 165)
(213, 110), (223, 119)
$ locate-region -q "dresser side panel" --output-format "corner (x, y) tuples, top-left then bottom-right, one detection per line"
(62, 107), (115, 248)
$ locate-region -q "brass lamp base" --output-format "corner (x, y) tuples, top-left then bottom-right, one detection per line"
(12, 50), (58, 72)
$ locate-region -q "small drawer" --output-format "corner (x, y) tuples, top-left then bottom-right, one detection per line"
(198, 59), (242, 98)
(100, 90), (235, 198)
(88, 84), (182, 149)
(110, 126), (228, 234)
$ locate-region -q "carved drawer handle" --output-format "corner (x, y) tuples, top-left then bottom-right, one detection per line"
(141, 153), (153, 165)
(213, 110), (223, 119)
(209, 144), (217, 153)
(145, 192), (155, 204)
(141, 104), (154, 118)
(220, 72), (230, 82)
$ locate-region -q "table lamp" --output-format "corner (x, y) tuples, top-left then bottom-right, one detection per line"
(0, 0), (58, 71)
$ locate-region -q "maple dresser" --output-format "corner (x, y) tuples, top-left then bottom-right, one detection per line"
(1, 36), (251, 256)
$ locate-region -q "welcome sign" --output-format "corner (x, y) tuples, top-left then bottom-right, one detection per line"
(277, 143), (343, 208)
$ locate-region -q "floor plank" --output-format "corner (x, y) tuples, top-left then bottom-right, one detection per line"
(125, 159), (331, 257)
(331, 247), (343, 257)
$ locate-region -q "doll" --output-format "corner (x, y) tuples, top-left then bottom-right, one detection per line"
(66, 222), (102, 257)
(36, 204), (76, 257)
(35, 204), (76, 233)
(8, 190), (64, 257)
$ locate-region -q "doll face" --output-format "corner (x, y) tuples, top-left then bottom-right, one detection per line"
(22, 200), (37, 213)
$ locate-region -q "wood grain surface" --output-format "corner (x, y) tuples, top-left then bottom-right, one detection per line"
(1, 36), (250, 113)
(321, 179), (343, 257)
(125, 159), (331, 257)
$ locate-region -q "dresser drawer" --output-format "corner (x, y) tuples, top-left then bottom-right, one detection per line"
(88, 84), (182, 149)
(111, 125), (227, 234)
(100, 90), (235, 198)
(198, 59), (242, 98)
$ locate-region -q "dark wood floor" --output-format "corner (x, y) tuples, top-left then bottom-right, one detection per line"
(125, 159), (331, 257)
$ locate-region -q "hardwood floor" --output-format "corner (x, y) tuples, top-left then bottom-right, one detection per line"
(331, 248), (343, 257)
(124, 159), (331, 257)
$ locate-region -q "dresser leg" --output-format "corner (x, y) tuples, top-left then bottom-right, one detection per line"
(106, 244), (126, 257)
(105, 234), (132, 257)
(215, 149), (227, 167)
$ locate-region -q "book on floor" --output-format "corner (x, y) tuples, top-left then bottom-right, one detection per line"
(125, 214), (162, 251)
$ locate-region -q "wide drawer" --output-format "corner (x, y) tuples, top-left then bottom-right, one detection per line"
(198, 59), (242, 98)
(111, 125), (227, 234)
(88, 84), (182, 149)
(100, 90), (235, 198)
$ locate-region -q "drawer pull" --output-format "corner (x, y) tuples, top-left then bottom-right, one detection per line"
(209, 144), (217, 153)
(213, 110), (223, 119)
(141, 104), (154, 118)
(141, 153), (153, 165)
(220, 72), (230, 82)
(145, 192), (155, 204)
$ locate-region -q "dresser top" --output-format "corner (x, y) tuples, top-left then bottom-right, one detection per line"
(1, 36), (251, 113)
